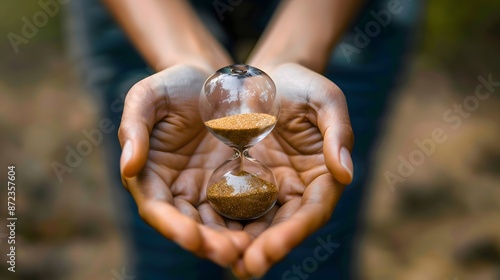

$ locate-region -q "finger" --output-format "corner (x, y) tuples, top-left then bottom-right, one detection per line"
(200, 225), (246, 267)
(139, 197), (244, 266)
(232, 205), (283, 279)
(198, 203), (229, 230)
(233, 200), (299, 279)
(134, 199), (205, 256)
(126, 171), (207, 257)
(118, 77), (168, 178)
(198, 204), (252, 253)
(225, 230), (252, 257)
(242, 174), (343, 277)
(174, 197), (202, 223)
(242, 204), (280, 239)
(272, 63), (354, 185)
(316, 87), (355, 185)
(128, 168), (247, 266)
(226, 219), (244, 231)
(231, 259), (248, 279)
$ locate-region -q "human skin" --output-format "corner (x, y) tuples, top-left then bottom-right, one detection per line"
(105, 0), (360, 277)
(118, 62), (353, 276)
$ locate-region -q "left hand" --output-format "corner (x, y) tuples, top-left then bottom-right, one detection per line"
(231, 63), (354, 278)
(118, 63), (251, 267)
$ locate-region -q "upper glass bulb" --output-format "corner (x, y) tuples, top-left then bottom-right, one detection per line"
(199, 64), (280, 150)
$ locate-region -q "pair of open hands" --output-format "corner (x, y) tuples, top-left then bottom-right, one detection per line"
(118, 63), (354, 278)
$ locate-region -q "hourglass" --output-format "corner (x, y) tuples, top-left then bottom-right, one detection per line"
(199, 64), (280, 220)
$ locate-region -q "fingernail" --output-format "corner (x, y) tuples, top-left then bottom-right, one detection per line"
(121, 140), (132, 176)
(340, 146), (353, 183)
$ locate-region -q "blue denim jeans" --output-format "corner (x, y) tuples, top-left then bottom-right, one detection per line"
(66, 0), (420, 279)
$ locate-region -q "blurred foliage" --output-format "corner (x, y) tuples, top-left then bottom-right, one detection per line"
(422, 0), (499, 52)
(0, 1), (65, 91)
(420, 0), (500, 75)
(0, 1), (63, 44)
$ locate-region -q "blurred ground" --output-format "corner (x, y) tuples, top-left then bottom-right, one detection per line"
(0, 42), (126, 279)
(357, 63), (500, 279)
(0, 1), (499, 280)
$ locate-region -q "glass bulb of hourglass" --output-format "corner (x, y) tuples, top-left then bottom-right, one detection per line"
(200, 64), (280, 220)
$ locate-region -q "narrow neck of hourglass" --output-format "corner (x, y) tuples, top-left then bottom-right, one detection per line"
(231, 148), (250, 158)
(231, 148), (252, 173)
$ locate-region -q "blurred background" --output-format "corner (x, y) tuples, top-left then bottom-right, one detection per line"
(0, 1), (499, 279)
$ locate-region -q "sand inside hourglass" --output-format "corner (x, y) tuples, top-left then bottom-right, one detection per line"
(204, 113), (276, 147)
(205, 112), (278, 219)
(207, 171), (278, 220)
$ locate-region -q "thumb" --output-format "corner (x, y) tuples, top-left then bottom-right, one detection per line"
(317, 87), (354, 185)
(118, 79), (166, 178)
(271, 63), (354, 184)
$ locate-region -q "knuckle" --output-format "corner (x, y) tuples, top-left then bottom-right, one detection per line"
(129, 79), (151, 96)
(125, 79), (156, 109)
(117, 122), (132, 145)
(325, 82), (343, 97)
(117, 125), (125, 143)
(337, 119), (355, 149)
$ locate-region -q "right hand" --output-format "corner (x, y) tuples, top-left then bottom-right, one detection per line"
(231, 63), (354, 278)
(117, 63), (251, 266)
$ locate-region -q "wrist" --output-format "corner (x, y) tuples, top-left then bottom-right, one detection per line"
(155, 55), (210, 72)
(155, 47), (232, 73)
(248, 48), (329, 74)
